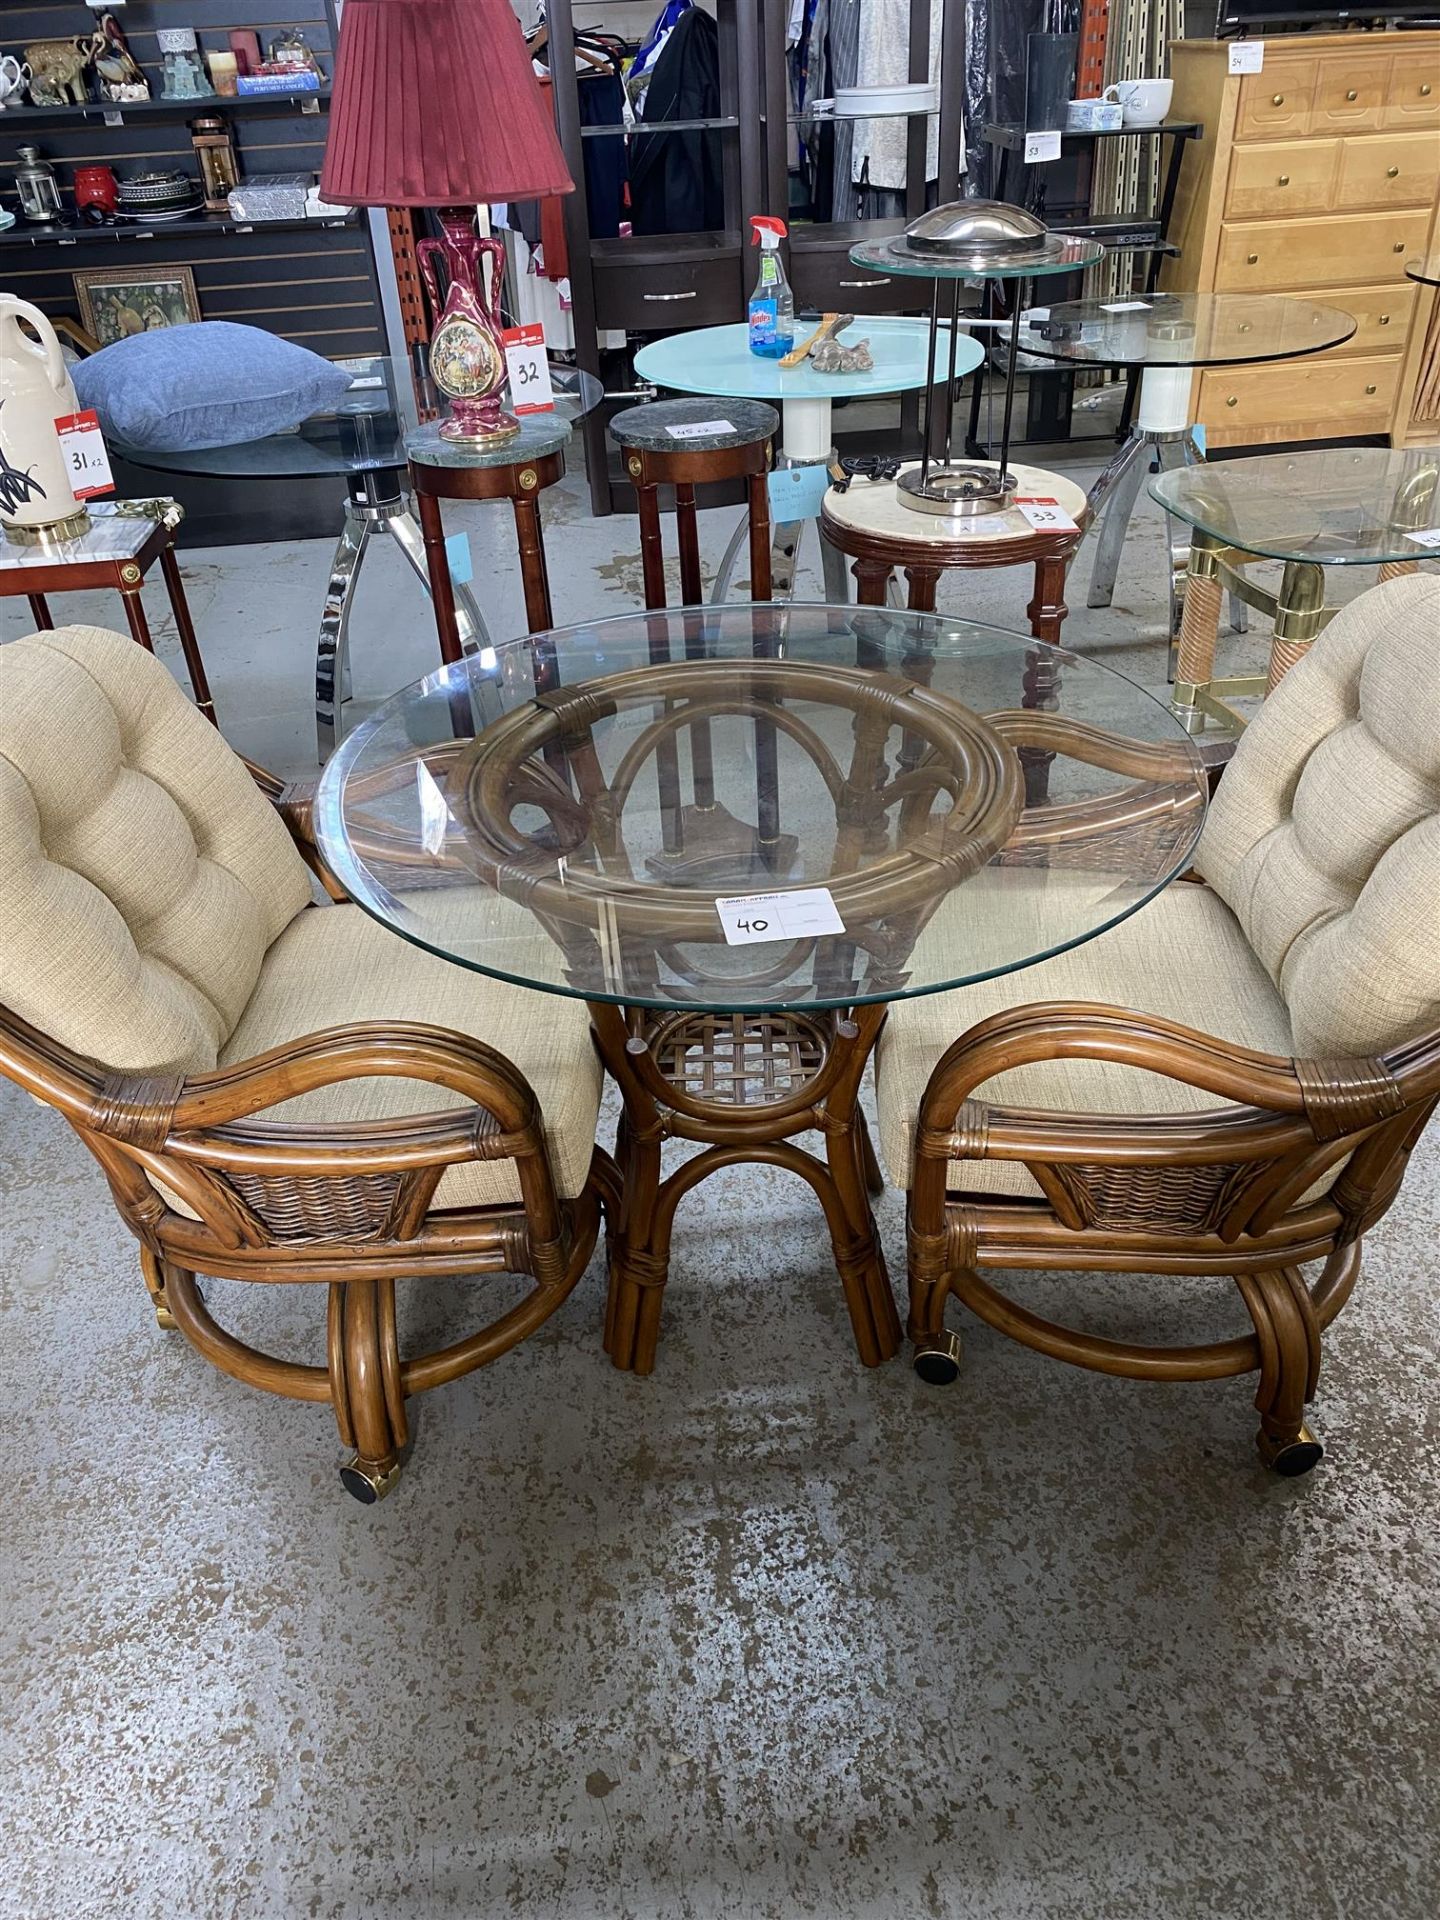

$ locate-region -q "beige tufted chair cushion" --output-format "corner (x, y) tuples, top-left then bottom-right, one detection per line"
(1196, 572), (1440, 1059)
(0, 625), (312, 1075)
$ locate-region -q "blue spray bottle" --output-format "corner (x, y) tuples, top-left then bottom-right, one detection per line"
(748, 215), (794, 359)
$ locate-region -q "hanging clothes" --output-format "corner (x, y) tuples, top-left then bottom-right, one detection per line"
(851, 0), (946, 193)
(629, 7), (724, 236)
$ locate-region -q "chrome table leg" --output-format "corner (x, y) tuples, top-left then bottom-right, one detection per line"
(315, 505), (370, 762)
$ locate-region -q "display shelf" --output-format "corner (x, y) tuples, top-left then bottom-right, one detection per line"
(0, 213), (358, 251)
(0, 89), (330, 124)
(983, 119), (1203, 150)
(580, 115), (739, 137)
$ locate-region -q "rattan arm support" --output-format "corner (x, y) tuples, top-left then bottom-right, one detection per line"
(243, 756), (349, 902)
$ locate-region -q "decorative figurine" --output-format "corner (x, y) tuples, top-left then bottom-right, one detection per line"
(267, 29), (324, 80)
(811, 336), (873, 374)
(156, 26), (208, 101)
(91, 12), (150, 102)
(0, 55), (32, 111)
(23, 39), (90, 107)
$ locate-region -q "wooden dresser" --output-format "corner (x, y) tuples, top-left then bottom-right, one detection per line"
(1164, 31), (1440, 449)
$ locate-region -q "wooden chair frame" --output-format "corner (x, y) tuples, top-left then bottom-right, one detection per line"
(905, 949), (1440, 1474)
(0, 769), (616, 1502)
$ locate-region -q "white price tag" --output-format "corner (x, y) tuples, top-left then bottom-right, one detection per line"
(1015, 495), (1079, 534)
(715, 887), (845, 946)
(53, 410), (114, 500)
(1101, 300), (1152, 313)
(500, 323), (554, 415)
(1228, 40), (1264, 75)
(666, 418), (736, 440)
(1403, 526), (1440, 549)
(1023, 129), (1063, 164)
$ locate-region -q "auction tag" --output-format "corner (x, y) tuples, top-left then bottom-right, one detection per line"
(1403, 526), (1440, 549)
(53, 410), (114, 500)
(1023, 130), (1062, 164)
(715, 886), (844, 946)
(1101, 300), (1152, 313)
(666, 418), (735, 440)
(1228, 40), (1264, 75)
(1015, 495), (1079, 534)
(768, 464), (830, 522)
(500, 323), (554, 415)
(444, 530), (473, 583)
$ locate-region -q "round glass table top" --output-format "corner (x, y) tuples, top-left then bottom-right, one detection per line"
(1150, 446), (1440, 566)
(1405, 255), (1440, 288)
(1014, 292), (1357, 368)
(315, 605), (1207, 1014)
(848, 232), (1105, 282)
(116, 358), (602, 480)
(633, 319), (980, 403)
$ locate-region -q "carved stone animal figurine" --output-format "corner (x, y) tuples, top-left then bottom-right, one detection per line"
(24, 39), (90, 107)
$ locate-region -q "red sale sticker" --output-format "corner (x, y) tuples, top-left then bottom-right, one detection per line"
(54, 409), (115, 500)
(500, 323), (554, 415)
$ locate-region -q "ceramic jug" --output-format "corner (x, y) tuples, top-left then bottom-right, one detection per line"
(0, 295), (85, 538)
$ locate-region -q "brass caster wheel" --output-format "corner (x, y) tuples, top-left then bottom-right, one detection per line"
(1257, 1422), (1324, 1477)
(913, 1328), (963, 1386)
(154, 1301), (178, 1332)
(339, 1455), (403, 1504)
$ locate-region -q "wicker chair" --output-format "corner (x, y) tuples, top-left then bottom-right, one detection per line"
(0, 626), (614, 1501)
(874, 572), (1440, 1473)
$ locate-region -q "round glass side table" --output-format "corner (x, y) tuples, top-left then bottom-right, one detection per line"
(316, 603), (1207, 1376)
(1015, 292), (1357, 619)
(1405, 256), (1440, 288)
(1151, 444), (1440, 735)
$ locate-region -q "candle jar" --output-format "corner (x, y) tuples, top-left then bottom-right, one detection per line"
(206, 51), (238, 97)
(189, 114), (239, 212)
(14, 146), (62, 225)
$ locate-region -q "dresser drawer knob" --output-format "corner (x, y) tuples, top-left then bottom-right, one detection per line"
(1422, 84), (1433, 97)
(1387, 166), (1400, 178)
(1278, 173), (1290, 185)
(1271, 94), (1285, 106)
(1346, 89), (1358, 102)
(1380, 313), (1392, 324)
(1226, 395), (1239, 408)
(1394, 242), (1407, 253)
(1365, 384), (1378, 396)
(1247, 252), (1259, 264)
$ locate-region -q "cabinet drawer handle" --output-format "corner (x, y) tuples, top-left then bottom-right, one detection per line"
(1247, 252), (1259, 264)
(1380, 313), (1392, 324)
(1365, 383), (1378, 395)
(1387, 166), (1400, 178)
(1394, 242), (1407, 253)
(1423, 84), (1433, 97)
(1346, 89), (1358, 102)
(1278, 173), (1290, 185)
(839, 277), (886, 286)
(1271, 94), (1285, 106)
(643, 290), (699, 302)
(1226, 395), (1239, 407)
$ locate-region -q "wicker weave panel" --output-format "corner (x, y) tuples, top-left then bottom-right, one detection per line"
(652, 1012), (827, 1107)
(222, 1168), (406, 1243)
(1062, 1160), (1251, 1234)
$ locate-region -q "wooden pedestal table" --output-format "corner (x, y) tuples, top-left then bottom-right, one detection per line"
(316, 605), (1209, 1383)
(407, 413), (573, 689)
(1151, 445), (1440, 737)
(0, 498), (214, 723)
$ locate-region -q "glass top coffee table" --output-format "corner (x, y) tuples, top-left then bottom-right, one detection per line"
(1152, 444), (1440, 735)
(316, 602), (1207, 1375)
(1016, 292), (1358, 622)
(117, 357), (602, 757)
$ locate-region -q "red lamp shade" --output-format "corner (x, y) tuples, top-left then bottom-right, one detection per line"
(321, 0), (574, 207)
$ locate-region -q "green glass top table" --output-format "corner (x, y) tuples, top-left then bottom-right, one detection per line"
(315, 601), (1207, 1374)
(1152, 445), (1440, 737)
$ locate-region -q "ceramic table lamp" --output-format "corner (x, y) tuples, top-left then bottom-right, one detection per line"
(321, 0), (573, 444)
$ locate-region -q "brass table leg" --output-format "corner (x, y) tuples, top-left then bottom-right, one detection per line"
(1267, 560), (1326, 693)
(1171, 528), (1226, 735)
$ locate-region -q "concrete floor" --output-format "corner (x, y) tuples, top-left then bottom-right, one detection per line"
(2, 433), (1437, 1920)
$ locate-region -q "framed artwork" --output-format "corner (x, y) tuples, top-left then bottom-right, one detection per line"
(72, 266), (201, 346)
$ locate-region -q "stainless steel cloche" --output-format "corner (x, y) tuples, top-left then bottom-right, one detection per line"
(892, 198), (1079, 273)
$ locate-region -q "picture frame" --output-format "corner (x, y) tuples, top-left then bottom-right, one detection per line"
(72, 266), (201, 347)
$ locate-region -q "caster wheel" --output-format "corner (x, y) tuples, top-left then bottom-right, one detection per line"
(1257, 1422), (1324, 1477)
(913, 1328), (962, 1386)
(154, 1302), (178, 1332)
(339, 1455), (403, 1504)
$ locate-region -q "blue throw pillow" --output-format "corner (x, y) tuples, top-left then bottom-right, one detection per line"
(73, 322), (353, 451)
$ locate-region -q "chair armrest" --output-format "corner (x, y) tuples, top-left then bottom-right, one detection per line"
(243, 756), (349, 902)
